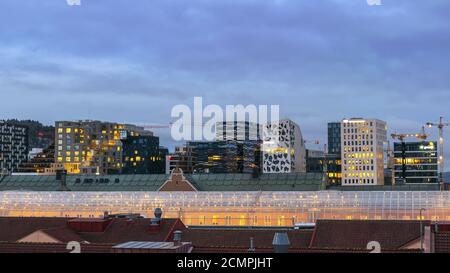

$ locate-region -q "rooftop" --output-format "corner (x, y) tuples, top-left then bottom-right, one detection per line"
(0, 216), (427, 253)
(0, 173), (325, 192)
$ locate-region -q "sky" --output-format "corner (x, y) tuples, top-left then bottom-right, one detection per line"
(0, 0), (449, 168)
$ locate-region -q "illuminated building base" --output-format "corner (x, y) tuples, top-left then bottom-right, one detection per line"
(0, 191), (449, 226)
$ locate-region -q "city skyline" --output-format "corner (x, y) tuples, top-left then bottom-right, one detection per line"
(1, 0), (449, 168)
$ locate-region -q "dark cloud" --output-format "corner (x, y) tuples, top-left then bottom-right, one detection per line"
(0, 0), (449, 167)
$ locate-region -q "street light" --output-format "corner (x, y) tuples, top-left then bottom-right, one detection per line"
(419, 208), (426, 252)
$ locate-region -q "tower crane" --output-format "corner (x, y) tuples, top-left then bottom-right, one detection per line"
(426, 117), (450, 189)
(391, 127), (429, 185)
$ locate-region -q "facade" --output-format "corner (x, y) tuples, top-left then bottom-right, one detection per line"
(327, 122), (342, 185)
(341, 118), (387, 186)
(327, 122), (341, 155)
(0, 190), (449, 225)
(188, 140), (261, 174)
(215, 121), (261, 141)
(306, 149), (325, 173)
(262, 119), (306, 173)
(325, 154), (342, 185)
(17, 144), (55, 174)
(394, 141), (438, 184)
(166, 146), (195, 174)
(0, 121), (29, 173)
(121, 135), (166, 174)
(54, 120), (153, 175)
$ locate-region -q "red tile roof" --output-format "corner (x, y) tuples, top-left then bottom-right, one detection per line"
(76, 218), (186, 244)
(183, 229), (313, 252)
(0, 217), (68, 242)
(309, 219), (428, 250)
(0, 242), (113, 253)
(0, 217), (185, 245)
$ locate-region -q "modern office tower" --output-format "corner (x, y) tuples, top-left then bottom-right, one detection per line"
(188, 140), (261, 174)
(341, 118), (387, 186)
(328, 122), (341, 155)
(215, 121), (261, 141)
(262, 119), (306, 173)
(54, 120), (152, 175)
(166, 146), (195, 174)
(394, 141), (439, 184)
(326, 122), (342, 185)
(0, 121), (29, 173)
(306, 149), (325, 172)
(121, 135), (167, 174)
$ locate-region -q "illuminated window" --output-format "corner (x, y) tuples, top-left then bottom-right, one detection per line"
(239, 215), (246, 226)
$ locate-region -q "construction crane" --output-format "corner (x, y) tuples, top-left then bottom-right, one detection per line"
(391, 127), (429, 185)
(426, 117), (450, 189)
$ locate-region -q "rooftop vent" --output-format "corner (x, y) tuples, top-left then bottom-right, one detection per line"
(154, 208), (162, 219)
(272, 232), (290, 253)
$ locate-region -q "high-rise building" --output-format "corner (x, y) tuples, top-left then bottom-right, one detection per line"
(54, 120), (153, 175)
(188, 140), (261, 174)
(0, 121), (29, 173)
(327, 122), (341, 155)
(326, 122), (342, 185)
(121, 135), (167, 174)
(394, 141), (438, 184)
(215, 121), (261, 141)
(341, 118), (387, 186)
(262, 119), (306, 173)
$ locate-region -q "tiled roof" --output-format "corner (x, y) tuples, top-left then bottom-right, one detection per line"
(79, 218), (185, 244)
(309, 219), (428, 250)
(183, 228), (313, 252)
(0, 216), (430, 253)
(0, 242), (113, 253)
(0, 217), (68, 242)
(0, 216), (185, 245)
(0, 173), (325, 192)
(39, 227), (85, 243)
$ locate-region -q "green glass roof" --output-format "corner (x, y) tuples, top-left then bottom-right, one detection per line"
(0, 173), (325, 192)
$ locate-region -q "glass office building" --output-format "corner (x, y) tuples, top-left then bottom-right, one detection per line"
(394, 141), (438, 184)
(188, 140), (261, 174)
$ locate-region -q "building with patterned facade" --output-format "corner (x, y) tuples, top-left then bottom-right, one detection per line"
(262, 119), (306, 173)
(0, 121), (29, 173)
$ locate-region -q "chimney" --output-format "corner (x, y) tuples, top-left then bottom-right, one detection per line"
(149, 208), (163, 232)
(272, 232), (290, 253)
(154, 208), (162, 219)
(173, 230), (182, 246)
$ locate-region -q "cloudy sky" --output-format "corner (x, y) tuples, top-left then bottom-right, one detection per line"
(0, 0), (449, 168)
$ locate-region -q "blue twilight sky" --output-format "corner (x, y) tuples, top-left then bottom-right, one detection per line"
(0, 0), (449, 168)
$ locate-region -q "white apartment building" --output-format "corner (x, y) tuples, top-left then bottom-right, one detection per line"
(262, 119), (306, 173)
(341, 118), (387, 186)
